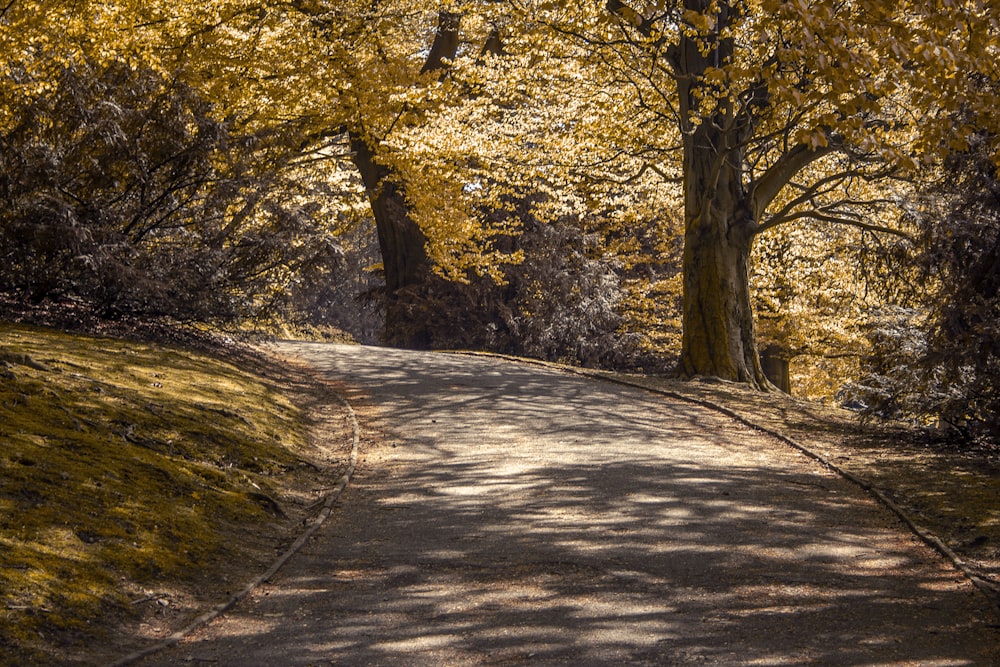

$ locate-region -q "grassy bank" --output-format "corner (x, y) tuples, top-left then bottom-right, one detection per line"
(0, 323), (323, 665)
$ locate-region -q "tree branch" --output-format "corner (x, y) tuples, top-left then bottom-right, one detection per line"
(758, 209), (912, 239)
(1, 0), (17, 21)
(606, 0), (652, 36)
(421, 11), (462, 75)
(479, 25), (504, 61)
(749, 141), (838, 221)
(574, 160), (682, 185)
(763, 169), (860, 223)
(605, 0), (679, 65)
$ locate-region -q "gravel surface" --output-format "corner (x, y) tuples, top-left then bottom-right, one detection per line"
(138, 343), (1000, 666)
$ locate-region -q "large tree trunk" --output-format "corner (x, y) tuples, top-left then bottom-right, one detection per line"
(349, 136), (429, 295)
(678, 128), (768, 387)
(679, 211), (766, 386)
(348, 11), (463, 347)
(349, 135), (433, 346)
(675, 0), (770, 388)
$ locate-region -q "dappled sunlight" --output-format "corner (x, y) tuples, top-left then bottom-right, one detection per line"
(147, 343), (999, 666)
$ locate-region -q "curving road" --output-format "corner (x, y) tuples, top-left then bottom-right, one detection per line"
(140, 343), (998, 665)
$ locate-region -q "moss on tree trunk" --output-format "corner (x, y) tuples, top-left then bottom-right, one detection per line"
(679, 172), (769, 388)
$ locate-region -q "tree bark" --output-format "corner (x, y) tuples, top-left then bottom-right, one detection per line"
(675, 0), (771, 388)
(421, 11), (462, 75)
(760, 345), (791, 393)
(678, 126), (768, 387)
(349, 136), (429, 296)
(348, 10), (463, 347)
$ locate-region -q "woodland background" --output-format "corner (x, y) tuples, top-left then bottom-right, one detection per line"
(1, 0), (999, 443)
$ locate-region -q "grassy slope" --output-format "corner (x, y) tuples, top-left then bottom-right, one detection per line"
(0, 323), (329, 665)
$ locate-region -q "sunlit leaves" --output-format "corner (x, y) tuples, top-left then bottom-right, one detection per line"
(3, 0), (999, 389)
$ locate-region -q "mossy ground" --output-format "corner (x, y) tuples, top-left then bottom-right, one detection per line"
(0, 323), (345, 665)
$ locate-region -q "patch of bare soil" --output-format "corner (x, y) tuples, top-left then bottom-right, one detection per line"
(597, 370), (1000, 605)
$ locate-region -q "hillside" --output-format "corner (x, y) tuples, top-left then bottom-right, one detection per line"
(0, 324), (350, 666)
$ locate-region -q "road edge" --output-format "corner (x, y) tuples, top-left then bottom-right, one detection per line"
(106, 365), (361, 667)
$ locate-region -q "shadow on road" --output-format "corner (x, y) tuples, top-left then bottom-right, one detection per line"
(144, 343), (998, 666)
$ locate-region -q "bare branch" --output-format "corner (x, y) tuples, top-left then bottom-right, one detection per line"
(574, 160), (682, 185)
(749, 141), (838, 220)
(763, 169), (860, 222)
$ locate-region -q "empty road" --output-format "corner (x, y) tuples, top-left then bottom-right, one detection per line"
(139, 343), (999, 665)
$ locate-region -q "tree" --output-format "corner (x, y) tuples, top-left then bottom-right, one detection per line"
(344, 10), (466, 345)
(157, 1), (516, 344)
(0, 1), (438, 332)
(506, 0), (999, 388)
(6, 0), (995, 381)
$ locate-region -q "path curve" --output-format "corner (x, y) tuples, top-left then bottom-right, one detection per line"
(139, 343), (999, 666)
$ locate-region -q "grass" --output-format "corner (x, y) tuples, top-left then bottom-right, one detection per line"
(0, 323), (323, 665)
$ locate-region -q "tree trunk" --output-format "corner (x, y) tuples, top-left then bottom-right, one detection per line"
(347, 11), (463, 347)
(678, 140), (768, 387)
(676, 0), (770, 388)
(349, 134), (435, 346)
(760, 345), (791, 393)
(349, 136), (429, 295)
(421, 11), (462, 75)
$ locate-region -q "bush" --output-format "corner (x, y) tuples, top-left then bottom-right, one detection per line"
(849, 134), (1000, 443)
(383, 197), (663, 370)
(0, 59), (343, 324)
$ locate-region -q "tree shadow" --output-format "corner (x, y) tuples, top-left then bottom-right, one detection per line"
(144, 343), (999, 666)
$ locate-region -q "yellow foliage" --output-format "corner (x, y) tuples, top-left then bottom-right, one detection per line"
(4, 0), (999, 382)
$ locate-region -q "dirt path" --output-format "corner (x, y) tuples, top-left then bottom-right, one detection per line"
(137, 343), (999, 666)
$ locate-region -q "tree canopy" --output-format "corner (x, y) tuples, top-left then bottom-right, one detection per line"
(480, 0), (999, 385)
(2, 0), (999, 433)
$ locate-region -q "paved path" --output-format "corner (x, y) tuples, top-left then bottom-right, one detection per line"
(141, 343), (998, 665)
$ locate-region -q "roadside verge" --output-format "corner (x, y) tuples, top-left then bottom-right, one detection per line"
(107, 353), (361, 666)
